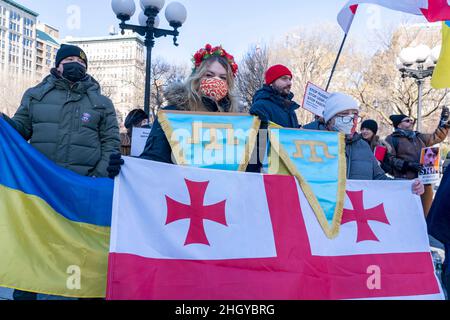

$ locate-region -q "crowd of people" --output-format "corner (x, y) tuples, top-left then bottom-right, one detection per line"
(1, 42), (449, 299)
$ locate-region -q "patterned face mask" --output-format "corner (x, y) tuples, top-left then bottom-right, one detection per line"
(199, 77), (229, 102)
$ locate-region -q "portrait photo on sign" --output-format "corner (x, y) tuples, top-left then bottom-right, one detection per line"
(419, 147), (441, 183)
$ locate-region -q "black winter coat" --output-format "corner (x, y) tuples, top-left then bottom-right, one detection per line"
(250, 85), (300, 128)
(427, 167), (450, 244)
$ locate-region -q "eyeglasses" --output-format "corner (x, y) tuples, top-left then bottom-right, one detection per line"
(335, 114), (362, 124)
(401, 119), (415, 124)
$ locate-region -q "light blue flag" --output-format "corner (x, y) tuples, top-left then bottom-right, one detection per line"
(268, 128), (347, 238)
(158, 111), (260, 171)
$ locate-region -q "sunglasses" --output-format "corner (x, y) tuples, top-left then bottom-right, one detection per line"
(401, 119), (415, 124)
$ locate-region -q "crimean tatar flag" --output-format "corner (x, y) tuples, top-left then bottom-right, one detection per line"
(158, 110), (260, 172)
(431, 21), (450, 89)
(0, 118), (112, 298)
(338, 0), (450, 34)
(107, 158), (444, 300)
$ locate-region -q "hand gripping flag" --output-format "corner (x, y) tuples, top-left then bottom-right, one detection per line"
(0, 118), (112, 298)
(431, 21), (450, 89)
(338, 0), (450, 34)
(158, 111), (260, 171)
(107, 158), (444, 300)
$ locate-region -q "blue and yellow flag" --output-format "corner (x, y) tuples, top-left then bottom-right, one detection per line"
(268, 128), (346, 239)
(158, 111), (260, 171)
(432, 21), (450, 89)
(0, 118), (112, 298)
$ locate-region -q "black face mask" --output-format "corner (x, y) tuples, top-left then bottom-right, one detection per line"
(62, 62), (87, 82)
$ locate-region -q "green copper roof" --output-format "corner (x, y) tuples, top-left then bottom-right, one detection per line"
(36, 29), (59, 46)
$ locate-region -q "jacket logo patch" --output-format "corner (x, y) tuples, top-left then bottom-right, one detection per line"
(81, 113), (92, 123)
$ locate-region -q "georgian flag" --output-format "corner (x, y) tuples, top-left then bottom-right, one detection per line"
(107, 158), (444, 300)
(338, 0), (450, 34)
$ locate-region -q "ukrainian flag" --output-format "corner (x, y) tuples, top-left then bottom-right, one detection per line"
(432, 21), (450, 89)
(0, 118), (112, 298)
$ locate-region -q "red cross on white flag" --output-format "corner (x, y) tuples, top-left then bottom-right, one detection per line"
(108, 158), (444, 300)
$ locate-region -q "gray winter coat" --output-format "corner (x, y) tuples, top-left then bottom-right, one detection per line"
(345, 133), (390, 180)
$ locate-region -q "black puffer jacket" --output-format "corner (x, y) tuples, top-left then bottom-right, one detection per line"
(250, 85), (300, 128)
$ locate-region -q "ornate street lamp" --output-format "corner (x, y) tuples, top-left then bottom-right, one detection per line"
(397, 44), (440, 132)
(111, 0), (187, 116)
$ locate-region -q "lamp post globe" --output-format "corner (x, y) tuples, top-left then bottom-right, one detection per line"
(397, 44), (438, 132)
(112, 0), (186, 117)
(431, 45), (441, 64)
(423, 56), (435, 69)
(111, 0), (136, 21)
(165, 2), (187, 27)
(140, 0), (165, 11)
(399, 47), (417, 67)
(414, 44), (431, 64)
(396, 57), (404, 70)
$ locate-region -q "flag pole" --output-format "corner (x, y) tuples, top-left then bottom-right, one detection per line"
(325, 32), (349, 92)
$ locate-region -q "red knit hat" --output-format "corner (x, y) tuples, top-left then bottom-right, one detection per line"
(265, 64), (293, 85)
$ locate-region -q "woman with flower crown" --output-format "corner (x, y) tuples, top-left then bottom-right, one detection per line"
(107, 44), (239, 176)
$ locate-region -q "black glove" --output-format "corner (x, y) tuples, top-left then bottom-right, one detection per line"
(439, 107), (449, 128)
(107, 153), (124, 179)
(404, 161), (423, 173)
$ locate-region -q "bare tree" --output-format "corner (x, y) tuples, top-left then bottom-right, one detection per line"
(150, 58), (188, 116)
(349, 23), (448, 136)
(120, 58), (188, 119)
(270, 24), (366, 124)
(236, 45), (269, 112)
(0, 71), (40, 117)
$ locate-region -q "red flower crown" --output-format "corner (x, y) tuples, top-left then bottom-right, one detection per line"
(192, 44), (238, 77)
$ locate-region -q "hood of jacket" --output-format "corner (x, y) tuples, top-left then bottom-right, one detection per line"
(26, 68), (102, 102)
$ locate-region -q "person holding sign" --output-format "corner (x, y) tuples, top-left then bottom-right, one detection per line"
(307, 92), (424, 195)
(120, 109), (149, 156)
(107, 44), (239, 177)
(385, 108), (450, 216)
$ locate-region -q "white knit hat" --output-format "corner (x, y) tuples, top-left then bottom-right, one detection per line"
(323, 93), (360, 123)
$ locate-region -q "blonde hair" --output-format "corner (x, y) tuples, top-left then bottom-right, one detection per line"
(185, 56), (238, 112)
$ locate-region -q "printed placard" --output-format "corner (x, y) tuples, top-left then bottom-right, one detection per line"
(419, 147), (441, 185)
(131, 127), (151, 157)
(302, 82), (330, 117)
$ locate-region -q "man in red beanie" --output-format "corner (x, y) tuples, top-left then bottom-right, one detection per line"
(247, 65), (300, 172)
(250, 64), (300, 128)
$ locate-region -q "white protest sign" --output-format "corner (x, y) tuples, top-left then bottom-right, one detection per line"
(131, 127), (152, 157)
(302, 82), (330, 117)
